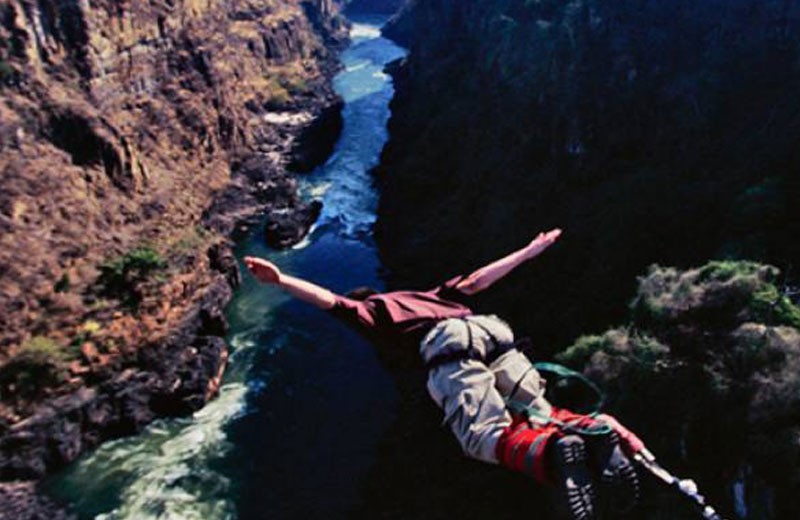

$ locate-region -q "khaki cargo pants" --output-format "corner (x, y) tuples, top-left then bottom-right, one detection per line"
(419, 315), (552, 464)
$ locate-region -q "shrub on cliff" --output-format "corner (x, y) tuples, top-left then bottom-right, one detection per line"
(96, 247), (166, 309)
(557, 260), (800, 518)
(0, 337), (69, 402)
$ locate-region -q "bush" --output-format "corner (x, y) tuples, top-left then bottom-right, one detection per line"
(96, 246), (166, 308)
(697, 260), (765, 283)
(560, 260), (800, 506)
(0, 337), (69, 401)
(751, 284), (800, 329)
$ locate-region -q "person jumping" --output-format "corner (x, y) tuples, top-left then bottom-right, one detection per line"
(244, 229), (643, 519)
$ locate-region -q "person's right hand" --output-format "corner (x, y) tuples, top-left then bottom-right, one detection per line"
(244, 256), (281, 284)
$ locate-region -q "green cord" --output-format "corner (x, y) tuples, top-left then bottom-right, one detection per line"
(504, 362), (612, 436)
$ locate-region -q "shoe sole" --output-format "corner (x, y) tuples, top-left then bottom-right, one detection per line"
(552, 436), (596, 520)
(592, 432), (640, 514)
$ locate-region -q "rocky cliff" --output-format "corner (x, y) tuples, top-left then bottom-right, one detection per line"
(377, 0), (800, 351)
(0, 0), (346, 497)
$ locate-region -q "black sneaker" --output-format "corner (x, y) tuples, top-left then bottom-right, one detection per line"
(587, 431), (640, 514)
(550, 435), (596, 520)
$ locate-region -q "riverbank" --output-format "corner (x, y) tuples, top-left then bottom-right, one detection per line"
(0, 1), (349, 515)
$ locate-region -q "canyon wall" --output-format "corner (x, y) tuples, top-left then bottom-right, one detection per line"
(377, 0), (800, 350)
(0, 0), (346, 484)
(376, 2), (800, 517)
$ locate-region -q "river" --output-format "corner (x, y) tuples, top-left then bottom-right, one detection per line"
(48, 15), (407, 520)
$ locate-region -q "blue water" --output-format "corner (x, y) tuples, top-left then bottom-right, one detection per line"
(48, 16), (407, 520)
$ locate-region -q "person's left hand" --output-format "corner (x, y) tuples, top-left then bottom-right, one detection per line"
(525, 228), (562, 258)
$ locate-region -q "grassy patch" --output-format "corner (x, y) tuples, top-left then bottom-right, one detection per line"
(265, 77), (291, 108)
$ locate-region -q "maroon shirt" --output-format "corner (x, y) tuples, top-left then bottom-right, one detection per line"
(328, 275), (473, 344)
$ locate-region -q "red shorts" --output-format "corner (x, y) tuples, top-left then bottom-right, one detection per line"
(495, 408), (608, 485)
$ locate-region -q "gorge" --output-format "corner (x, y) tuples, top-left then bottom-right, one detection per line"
(2, 0), (800, 519)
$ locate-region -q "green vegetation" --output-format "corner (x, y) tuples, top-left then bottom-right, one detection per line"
(96, 246), (166, 309)
(557, 328), (670, 372)
(559, 260), (800, 497)
(697, 260), (766, 283)
(557, 330), (620, 368)
(629, 261), (797, 330)
(751, 283), (800, 329)
(0, 336), (69, 400)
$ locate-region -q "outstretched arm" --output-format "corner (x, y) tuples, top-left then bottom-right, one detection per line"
(454, 229), (562, 295)
(244, 256), (337, 310)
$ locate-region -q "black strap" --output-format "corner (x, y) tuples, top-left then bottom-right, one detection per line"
(467, 317), (516, 364)
(426, 319), (477, 369)
(507, 365), (537, 401)
(425, 349), (485, 369)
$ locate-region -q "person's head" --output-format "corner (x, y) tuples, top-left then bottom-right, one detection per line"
(346, 286), (379, 300)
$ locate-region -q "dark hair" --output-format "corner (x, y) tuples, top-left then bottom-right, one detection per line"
(346, 286), (379, 300)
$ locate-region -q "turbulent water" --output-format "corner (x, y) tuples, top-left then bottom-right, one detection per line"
(48, 16), (407, 520)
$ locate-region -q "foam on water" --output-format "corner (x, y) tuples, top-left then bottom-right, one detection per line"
(350, 22), (382, 40)
(92, 382), (248, 520)
(50, 333), (259, 520)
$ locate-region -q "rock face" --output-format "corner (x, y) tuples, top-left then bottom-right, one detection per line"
(557, 261), (800, 519)
(0, 482), (73, 520)
(376, 0), (800, 351)
(0, 0), (347, 513)
(0, 282), (231, 480)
